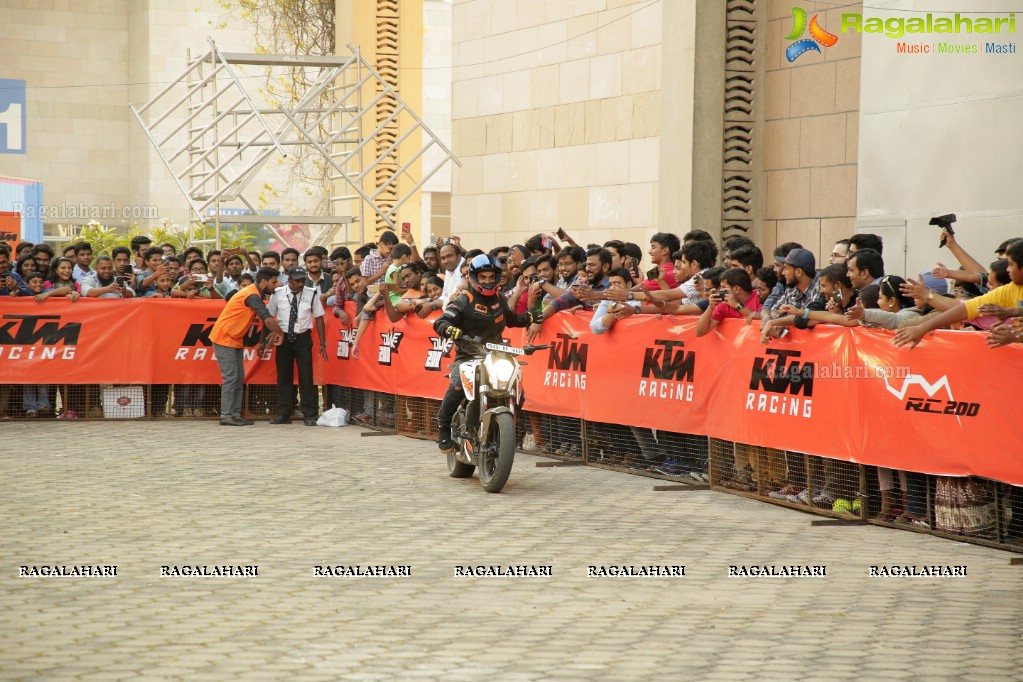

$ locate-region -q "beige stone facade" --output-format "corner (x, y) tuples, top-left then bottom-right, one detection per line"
(450, 0), (868, 265)
(450, 0), (669, 251)
(761, 0), (862, 262)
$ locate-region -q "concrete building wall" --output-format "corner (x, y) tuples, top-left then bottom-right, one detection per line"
(761, 0), (862, 265)
(855, 0), (1023, 279)
(450, 0), (666, 251)
(0, 1), (326, 232)
(0, 0), (133, 221)
(421, 0), (454, 244)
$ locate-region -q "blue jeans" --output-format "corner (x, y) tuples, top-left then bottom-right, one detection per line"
(213, 344), (244, 418)
(23, 385), (50, 412)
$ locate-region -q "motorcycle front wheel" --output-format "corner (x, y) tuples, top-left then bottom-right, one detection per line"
(479, 412), (515, 493)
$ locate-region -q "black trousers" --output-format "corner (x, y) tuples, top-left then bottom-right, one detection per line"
(437, 359), (465, 433)
(275, 331), (317, 419)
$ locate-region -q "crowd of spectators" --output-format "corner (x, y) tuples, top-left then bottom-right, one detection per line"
(316, 224), (1022, 537)
(2, 225), (1021, 534)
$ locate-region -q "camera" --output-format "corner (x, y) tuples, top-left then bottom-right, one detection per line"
(528, 274), (540, 284)
(323, 260), (337, 273)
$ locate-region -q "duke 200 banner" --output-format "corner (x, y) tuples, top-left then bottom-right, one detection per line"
(1, 299), (1020, 485)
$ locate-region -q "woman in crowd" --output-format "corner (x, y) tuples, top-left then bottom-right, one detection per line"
(37, 258), (84, 417)
(38, 257), (82, 303)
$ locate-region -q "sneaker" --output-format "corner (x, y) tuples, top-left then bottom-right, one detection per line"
(787, 489), (809, 504)
(522, 434), (536, 451)
(769, 483), (801, 499)
(437, 427), (453, 453)
(652, 457), (684, 477)
(25, 410), (37, 418)
(58, 410), (78, 420)
(812, 490), (836, 508)
(352, 412), (372, 424)
(689, 471), (709, 483)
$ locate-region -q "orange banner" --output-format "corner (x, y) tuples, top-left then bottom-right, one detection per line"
(0, 211), (20, 251)
(2, 299), (1021, 485)
(0, 298), (296, 385)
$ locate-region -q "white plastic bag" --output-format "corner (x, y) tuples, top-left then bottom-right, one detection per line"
(317, 406), (348, 427)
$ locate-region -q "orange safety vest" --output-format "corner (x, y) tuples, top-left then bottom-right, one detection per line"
(209, 284), (263, 348)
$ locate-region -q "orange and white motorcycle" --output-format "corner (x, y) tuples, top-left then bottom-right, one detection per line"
(446, 336), (551, 493)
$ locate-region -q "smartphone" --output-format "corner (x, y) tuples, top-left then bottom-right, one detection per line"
(831, 289), (843, 306)
(367, 284), (380, 294)
(401, 222), (411, 237)
(193, 274), (210, 283)
(115, 276), (128, 286)
(542, 238), (553, 250)
(556, 227), (567, 240)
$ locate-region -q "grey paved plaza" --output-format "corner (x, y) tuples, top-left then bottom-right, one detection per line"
(1, 421), (1021, 681)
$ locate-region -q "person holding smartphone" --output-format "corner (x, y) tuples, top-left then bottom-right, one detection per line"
(760, 264), (859, 343)
(81, 256), (135, 298)
(695, 267), (761, 337)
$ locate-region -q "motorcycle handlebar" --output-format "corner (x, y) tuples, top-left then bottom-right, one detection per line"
(455, 337), (552, 355)
(522, 344), (552, 355)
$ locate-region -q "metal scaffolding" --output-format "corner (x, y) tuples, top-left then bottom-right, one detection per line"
(130, 37), (458, 249)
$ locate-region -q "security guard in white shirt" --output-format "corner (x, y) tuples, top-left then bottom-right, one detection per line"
(264, 266), (328, 425)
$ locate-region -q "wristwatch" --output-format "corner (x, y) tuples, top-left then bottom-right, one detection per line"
(735, 303), (744, 312)
(626, 292), (635, 301)
(927, 290), (935, 301)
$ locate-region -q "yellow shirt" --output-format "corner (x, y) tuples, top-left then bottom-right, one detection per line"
(963, 282), (1023, 319)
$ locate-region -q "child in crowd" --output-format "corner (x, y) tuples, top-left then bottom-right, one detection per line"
(21, 273), (52, 416)
(145, 272), (175, 298)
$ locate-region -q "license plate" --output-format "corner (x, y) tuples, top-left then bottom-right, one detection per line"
(485, 343), (524, 355)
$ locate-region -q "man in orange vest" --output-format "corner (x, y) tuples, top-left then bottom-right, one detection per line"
(210, 266), (285, 425)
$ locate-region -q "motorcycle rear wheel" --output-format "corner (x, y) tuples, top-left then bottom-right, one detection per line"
(447, 451), (475, 478)
(479, 412), (515, 493)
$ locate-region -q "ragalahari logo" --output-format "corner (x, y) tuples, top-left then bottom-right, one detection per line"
(785, 7), (839, 62)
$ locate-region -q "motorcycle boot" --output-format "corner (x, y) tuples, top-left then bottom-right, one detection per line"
(438, 426), (454, 453)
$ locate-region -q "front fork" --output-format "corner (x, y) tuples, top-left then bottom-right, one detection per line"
(478, 386), (514, 447)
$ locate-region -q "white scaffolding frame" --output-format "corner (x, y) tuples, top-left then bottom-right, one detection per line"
(130, 38), (459, 250)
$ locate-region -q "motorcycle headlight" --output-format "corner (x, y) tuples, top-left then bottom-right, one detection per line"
(486, 356), (516, 388)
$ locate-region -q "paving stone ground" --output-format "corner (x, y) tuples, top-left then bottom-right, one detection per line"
(0, 421), (1020, 681)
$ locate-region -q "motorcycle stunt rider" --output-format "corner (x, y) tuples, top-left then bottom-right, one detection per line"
(433, 253), (539, 453)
